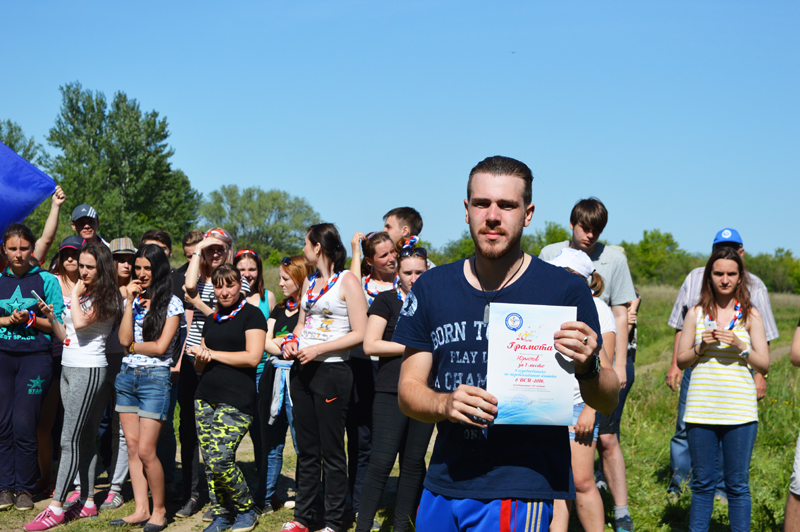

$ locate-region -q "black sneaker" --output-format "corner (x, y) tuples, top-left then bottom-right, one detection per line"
(203, 507), (215, 522)
(176, 498), (201, 519)
(14, 491), (34, 511)
(614, 515), (634, 532)
(0, 490), (14, 511)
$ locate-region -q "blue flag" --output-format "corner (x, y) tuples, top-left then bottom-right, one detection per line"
(0, 141), (56, 242)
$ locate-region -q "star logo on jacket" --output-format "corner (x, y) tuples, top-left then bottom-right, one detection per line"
(28, 375), (45, 395)
(0, 286), (39, 315)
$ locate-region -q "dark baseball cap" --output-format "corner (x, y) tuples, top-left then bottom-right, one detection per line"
(713, 228), (743, 246)
(59, 236), (84, 252)
(71, 204), (99, 221)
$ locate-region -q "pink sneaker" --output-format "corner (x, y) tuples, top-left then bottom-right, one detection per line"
(62, 491), (81, 510)
(279, 522), (310, 532)
(64, 502), (97, 522)
(24, 507), (65, 531)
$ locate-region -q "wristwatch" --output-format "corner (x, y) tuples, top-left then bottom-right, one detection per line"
(575, 354), (601, 381)
(738, 347), (750, 360)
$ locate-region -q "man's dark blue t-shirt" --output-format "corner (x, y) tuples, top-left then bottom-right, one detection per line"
(392, 256), (601, 501)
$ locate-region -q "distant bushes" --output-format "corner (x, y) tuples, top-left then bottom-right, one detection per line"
(426, 224), (800, 294)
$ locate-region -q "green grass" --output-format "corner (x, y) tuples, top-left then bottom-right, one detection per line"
(1, 285), (797, 531)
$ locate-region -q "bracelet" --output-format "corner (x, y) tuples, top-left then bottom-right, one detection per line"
(314, 345), (319, 357)
(192, 252), (200, 256)
(280, 334), (299, 353)
(130, 342), (136, 355)
(693, 345), (701, 357)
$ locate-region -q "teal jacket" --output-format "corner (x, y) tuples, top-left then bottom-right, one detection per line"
(0, 266), (65, 354)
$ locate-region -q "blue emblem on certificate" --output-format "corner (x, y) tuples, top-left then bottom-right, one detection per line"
(505, 312), (523, 331)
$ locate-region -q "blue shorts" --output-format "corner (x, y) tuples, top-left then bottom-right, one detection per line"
(416, 488), (553, 532)
(568, 402), (599, 443)
(115, 363), (172, 421)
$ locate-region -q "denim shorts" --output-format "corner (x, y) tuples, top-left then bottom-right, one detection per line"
(569, 402), (600, 443)
(115, 363), (172, 421)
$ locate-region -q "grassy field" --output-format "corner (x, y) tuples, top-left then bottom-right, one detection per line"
(0, 285), (797, 531)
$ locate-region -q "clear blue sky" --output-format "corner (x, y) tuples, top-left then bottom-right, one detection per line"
(3, 1), (798, 256)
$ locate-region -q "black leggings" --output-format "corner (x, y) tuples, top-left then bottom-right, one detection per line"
(355, 392), (434, 532)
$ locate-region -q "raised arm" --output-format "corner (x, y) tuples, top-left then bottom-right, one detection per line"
(70, 280), (97, 331)
(33, 186), (66, 263)
(350, 232), (365, 278)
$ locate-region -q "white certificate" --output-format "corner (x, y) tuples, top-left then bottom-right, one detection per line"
(486, 302), (576, 426)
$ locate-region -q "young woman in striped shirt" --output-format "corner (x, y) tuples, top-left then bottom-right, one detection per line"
(676, 246), (769, 532)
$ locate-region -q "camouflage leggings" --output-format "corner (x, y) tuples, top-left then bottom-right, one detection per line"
(195, 400), (254, 515)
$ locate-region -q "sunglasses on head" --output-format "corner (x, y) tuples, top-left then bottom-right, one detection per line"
(399, 247), (427, 259)
(280, 256), (292, 267)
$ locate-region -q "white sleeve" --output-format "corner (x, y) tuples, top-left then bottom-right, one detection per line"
(594, 299), (616, 334)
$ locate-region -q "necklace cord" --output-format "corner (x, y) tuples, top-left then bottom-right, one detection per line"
(473, 252), (526, 307)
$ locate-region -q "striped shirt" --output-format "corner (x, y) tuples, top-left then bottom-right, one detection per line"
(668, 267), (778, 342)
(684, 309), (757, 425)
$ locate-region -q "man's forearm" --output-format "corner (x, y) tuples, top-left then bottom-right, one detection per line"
(580, 367), (619, 415)
(671, 330), (682, 366)
(399, 377), (447, 423)
(614, 312), (627, 369)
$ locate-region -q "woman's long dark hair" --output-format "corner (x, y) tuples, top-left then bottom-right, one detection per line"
(81, 242), (123, 327)
(307, 223), (346, 273)
(699, 247), (752, 324)
(135, 244), (174, 342)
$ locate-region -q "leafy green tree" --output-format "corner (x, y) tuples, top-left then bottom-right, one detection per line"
(429, 222), (570, 265)
(429, 231), (475, 265)
(746, 249), (800, 294)
(622, 229), (704, 286)
(46, 82), (199, 244)
(199, 185), (320, 263)
(522, 221), (570, 256)
(0, 119), (49, 166)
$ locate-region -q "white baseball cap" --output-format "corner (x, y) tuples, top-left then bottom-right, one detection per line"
(547, 248), (595, 282)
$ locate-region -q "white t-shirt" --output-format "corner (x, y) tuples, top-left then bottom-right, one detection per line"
(572, 297), (616, 405)
(61, 298), (114, 368)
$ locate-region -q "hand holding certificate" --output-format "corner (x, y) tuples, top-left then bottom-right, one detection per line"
(486, 303), (579, 426)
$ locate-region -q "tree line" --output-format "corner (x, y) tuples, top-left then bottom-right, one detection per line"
(2, 82), (320, 264)
(426, 225), (800, 294)
(3, 82), (798, 292)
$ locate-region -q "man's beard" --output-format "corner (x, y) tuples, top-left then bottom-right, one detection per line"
(469, 225), (521, 260)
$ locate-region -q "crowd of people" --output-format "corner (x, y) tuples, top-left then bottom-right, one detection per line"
(0, 157), (798, 532)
